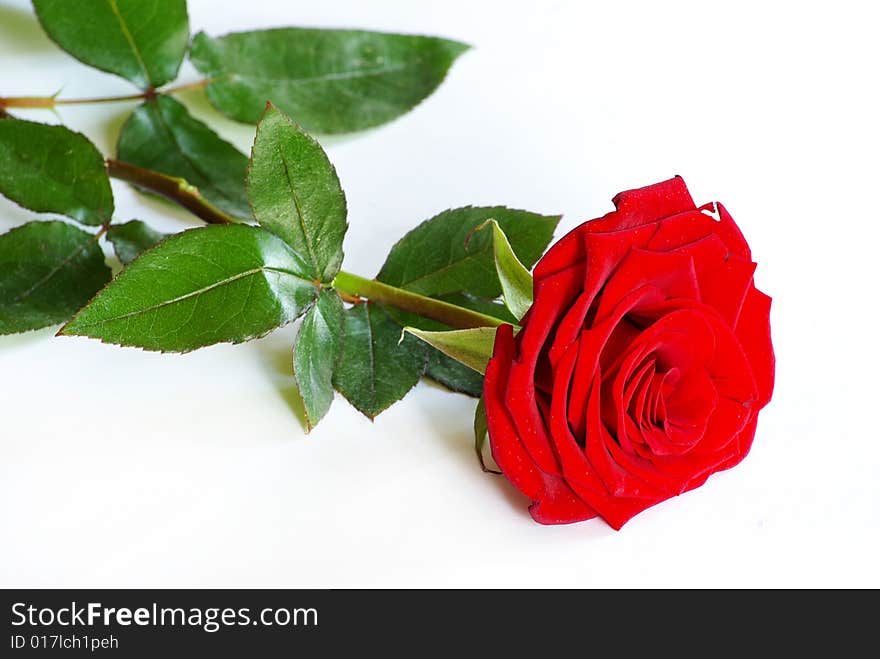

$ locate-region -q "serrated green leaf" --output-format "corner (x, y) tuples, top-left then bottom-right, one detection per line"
(377, 206), (559, 298)
(404, 326), (496, 375)
(247, 103), (347, 282)
(33, 0), (189, 89)
(0, 118), (113, 226)
(117, 95), (250, 219)
(473, 396), (500, 473)
(60, 224), (317, 352)
(332, 302), (428, 419)
(293, 288), (345, 430)
(480, 219), (533, 320)
(0, 221), (111, 334)
(425, 350), (483, 397)
(189, 28), (469, 133)
(106, 220), (167, 265)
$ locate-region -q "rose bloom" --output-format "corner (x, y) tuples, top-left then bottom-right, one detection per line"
(484, 177), (774, 529)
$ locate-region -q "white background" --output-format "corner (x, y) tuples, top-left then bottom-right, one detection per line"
(1, 0), (878, 587)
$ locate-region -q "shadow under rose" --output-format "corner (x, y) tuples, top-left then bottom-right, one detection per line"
(414, 378), (535, 523)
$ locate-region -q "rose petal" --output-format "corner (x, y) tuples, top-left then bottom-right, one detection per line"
(603, 349), (654, 447)
(585, 371), (672, 499)
(566, 287), (663, 441)
(734, 287), (775, 408)
(547, 339), (655, 527)
(663, 367), (717, 450)
(647, 201), (751, 260)
(528, 479), (599, 525)
(533, 224), (588, 284)
(485, 325), (547, 501)
(548, 230), (636, 367)
(506, 267), (585, 475)
(667, 234), (757, 326)
(680, 415), (759, 492)
(594, 247), (700, 324)
(487, 328), (598, 525)
(634, 299), (758, 406)
(587, 176), (696, 233)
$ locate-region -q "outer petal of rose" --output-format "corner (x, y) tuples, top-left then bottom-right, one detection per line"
(662, 234), (757, 326)
(532, 175), (691, 283)
(496, 325), (598, 526)
(647, 202), (751, 260)
(529, 477), (599, 525)
(594, 247), (699, 323)
(550, 341), (615, 490)
(586, 176), (696, 233)
(505, 267), (584, 475)
(533, 223), (589, 284)
(734, 287), (775, 408)
(545, 219), (662, 370)
(715, 202), (752, 260)
(682, 415), (759, 493)
(485, 325), (547, 501)
(548, 232), (624, 367)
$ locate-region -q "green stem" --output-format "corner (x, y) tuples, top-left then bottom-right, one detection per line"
(331, 271), (507, 330)
(106, 159), (234, 226)
(0, 79), (210, 110)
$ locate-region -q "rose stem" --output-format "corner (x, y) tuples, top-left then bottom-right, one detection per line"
(106, 159), (234, 226)
(331, 271), (506, 330)
(0, 79), (211, 109)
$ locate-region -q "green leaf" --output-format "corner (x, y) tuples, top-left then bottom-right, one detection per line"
(377, 206), (560, 298)
(473, 396), (500, 474)
(60, 224), (317, 352)
(189, 28), (469, 133)
(0, 118), (113, 226)
(384, 293), (512, 398)
(247, 103), (347, 282)
(332, 302), (428, 419)
(106, 220), (167, 265)
(0, 221), (111, 334)
(117, 95), (250, 219)
(33, 0), (189, 89)
(404, 326), (496, 375)
(425, 351), (483, 397)
(293, 288), (345, 430)
(479, 219), (533, 320)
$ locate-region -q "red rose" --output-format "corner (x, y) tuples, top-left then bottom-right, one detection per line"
(484, 177), (774, 529)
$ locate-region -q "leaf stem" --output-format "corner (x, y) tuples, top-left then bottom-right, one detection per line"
(0, 79), (211, 109)
(106, 159), (234, 225)
(331, 271), (507, 330)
